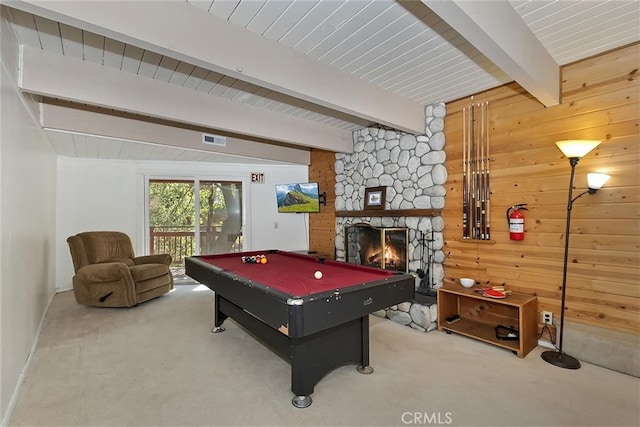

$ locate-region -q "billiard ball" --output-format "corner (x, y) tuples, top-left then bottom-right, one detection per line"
(314, 271), (323, 279)
(260, 257), (267, 264)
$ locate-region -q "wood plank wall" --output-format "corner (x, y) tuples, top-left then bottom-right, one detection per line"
(308, 149), (337, 259)
(442, 43), (639, 335)
(306, 43), (638, 335)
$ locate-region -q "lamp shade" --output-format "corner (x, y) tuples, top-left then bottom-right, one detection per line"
(555, 140), (601, 158)
(587, 173), (610, 190)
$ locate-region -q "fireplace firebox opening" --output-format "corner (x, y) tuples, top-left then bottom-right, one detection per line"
(344, 223), (408, 273)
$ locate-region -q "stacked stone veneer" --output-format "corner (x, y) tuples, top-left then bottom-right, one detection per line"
(373, 298), (439, 332)
(334, 103), (446, 332)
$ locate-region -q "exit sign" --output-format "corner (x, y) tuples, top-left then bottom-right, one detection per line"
(251, 172), (264, 183)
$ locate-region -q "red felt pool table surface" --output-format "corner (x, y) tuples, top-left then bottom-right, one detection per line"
(197, 251), (400, 297)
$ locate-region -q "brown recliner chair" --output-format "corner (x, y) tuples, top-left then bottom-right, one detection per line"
(67, 231), (174, 307)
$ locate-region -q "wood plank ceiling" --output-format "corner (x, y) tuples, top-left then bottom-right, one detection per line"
(3, 0), (639, 164)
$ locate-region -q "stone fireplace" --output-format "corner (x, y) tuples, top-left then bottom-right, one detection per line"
(345, 224), (408, 272)
(334, 103), (446, 332)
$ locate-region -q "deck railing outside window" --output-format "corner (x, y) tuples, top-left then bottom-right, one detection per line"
(151, 226), (243, 266)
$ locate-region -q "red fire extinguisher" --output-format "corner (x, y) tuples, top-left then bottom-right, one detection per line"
(506, 204), (528, 240)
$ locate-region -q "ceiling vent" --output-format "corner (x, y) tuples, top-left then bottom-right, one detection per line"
(202, 133), (227, 147)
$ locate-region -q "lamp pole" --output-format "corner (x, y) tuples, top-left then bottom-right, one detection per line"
(541, 157), (581, 369)
(543, 140), (608, 369)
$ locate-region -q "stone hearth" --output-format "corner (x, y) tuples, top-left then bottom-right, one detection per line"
(373, 280), (438, 331)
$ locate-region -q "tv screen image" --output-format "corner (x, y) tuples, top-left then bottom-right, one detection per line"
(276, 182), (321, 213)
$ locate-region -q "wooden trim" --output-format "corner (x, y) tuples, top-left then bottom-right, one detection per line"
(336, 209), (441, 217)
(459, 239), (496, 245)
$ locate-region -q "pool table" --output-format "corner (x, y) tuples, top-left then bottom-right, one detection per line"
(185, 249), (414, 408)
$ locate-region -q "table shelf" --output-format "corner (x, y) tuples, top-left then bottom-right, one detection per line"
(440, 318), (520, 352)
(437, 287), (538, 358)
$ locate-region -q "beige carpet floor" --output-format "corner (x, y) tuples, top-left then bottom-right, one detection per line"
(8, 284), (640, 427)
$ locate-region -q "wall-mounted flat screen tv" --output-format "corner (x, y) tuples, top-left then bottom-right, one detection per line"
(276, 182), (321, 213)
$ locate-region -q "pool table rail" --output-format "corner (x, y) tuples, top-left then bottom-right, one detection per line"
(185, 254), (415, 337)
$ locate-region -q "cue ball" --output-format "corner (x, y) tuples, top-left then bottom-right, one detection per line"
(314, 271), (323, 279)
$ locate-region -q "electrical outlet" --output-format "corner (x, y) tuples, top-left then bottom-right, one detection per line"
(542, 311), (553, 324)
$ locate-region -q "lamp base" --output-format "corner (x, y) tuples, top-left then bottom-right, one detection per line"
(541, 350), (581, 369)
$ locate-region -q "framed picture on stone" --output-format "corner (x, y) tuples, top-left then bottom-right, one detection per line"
(364, 186), (386, 210)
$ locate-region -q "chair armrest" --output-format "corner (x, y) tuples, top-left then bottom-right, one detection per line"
(134, 254), (172, 266)
(76, 262), (132, 283)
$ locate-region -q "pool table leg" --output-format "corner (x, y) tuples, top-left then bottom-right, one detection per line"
(211, 293), (227, 333)
(356, 316), (374, 374)
(289, 316), (373, 408)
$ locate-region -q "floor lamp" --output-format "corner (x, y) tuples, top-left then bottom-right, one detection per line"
(541, 140), (610, 369)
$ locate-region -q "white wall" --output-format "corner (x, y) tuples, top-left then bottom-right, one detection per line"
(0, 7), (309, 420)
(0, 6), (57, 423)
(56, 157), (311, 291)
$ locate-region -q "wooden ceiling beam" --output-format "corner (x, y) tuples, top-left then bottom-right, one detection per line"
(40, 101), (312, 165)
(19, 45), (352, 153)
(423, 0), (560, 106)
(9, 0), (426, 134)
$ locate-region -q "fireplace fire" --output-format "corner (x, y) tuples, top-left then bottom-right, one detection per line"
(344, 223), (408, 272)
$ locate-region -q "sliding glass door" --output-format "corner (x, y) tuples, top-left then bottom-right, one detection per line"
(147, 178), (243, 267)
(148, 179), (195, 266)
(199, 180), (243, 255)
